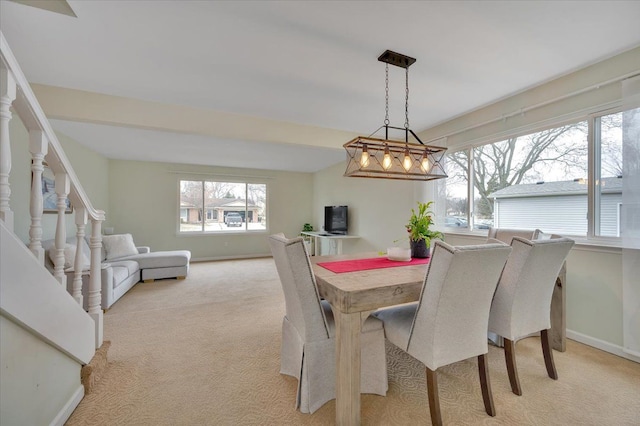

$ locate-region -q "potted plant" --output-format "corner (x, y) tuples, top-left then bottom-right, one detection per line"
(406, 201), (444, 258)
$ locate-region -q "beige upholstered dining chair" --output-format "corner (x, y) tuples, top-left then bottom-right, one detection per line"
(487, 226), (542, 244)
(485, 227), (542, 347)
(267, 234), (388, 414)
(488, 236), (574, 396)
(373, 240), (512, 425)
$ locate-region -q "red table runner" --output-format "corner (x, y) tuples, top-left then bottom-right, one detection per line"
(317, 256), (430, 274)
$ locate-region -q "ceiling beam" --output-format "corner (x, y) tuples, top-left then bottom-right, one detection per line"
(31, 84), (356, 150)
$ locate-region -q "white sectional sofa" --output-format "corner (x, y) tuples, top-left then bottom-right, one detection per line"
(42, 234), (191, 310)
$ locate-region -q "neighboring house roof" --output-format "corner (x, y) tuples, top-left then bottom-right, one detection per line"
(490, 176), (622, 199)
(204, 198), (260, 209)
(181, 199), (260, 209)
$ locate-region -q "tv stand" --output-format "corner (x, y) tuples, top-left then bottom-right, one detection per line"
(300, 231), (359, 256)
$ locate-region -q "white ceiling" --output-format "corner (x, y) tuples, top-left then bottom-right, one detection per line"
(2, 0), (640, 172)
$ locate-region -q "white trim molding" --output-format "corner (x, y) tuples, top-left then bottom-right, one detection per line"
(567, 329), (640, 364)
(49, 385), (84, 426)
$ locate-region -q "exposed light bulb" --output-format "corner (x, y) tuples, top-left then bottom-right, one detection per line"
(382, 146), (392, 170)
(360, 145), (370, 168)
(402, 148), (412, 171)
(421, 152), (431, 172)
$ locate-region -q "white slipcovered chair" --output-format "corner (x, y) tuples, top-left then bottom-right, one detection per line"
(488, 236), (574, 396)
(487, 226), (541, 244)
(267, 234), (388, 414)
(485, 227), (542, 346)
(373, 240), (512, 425)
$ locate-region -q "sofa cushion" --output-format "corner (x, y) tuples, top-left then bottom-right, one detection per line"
(108, 260), (140, 277)
(118, 250), (191, 269)
(103, 234), (138, 260)
(110, 261), (140, 288)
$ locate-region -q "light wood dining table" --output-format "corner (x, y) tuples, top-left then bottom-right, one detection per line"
(311, 252), (427, 426)
(311, 252), (566, 426)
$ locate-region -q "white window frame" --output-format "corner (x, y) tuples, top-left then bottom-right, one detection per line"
(439, 105), (632, 247)
(177, 179), (268, 235)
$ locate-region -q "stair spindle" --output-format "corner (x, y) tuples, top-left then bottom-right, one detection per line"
(0, 64), (16, 231)
(73, 208), (88, 306)
(28, 130), (48, 263)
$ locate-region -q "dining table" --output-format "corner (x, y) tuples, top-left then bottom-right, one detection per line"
(311, 251), (567, 426)
(311, 252), (428, 426)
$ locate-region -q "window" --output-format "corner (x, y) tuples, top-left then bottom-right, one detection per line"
(442, 121), (590, 235)
(440, 152), (468, 230)
(179, 180), (267, 233)
(595, 111), (624, 237)
(440, 106), (638, 240)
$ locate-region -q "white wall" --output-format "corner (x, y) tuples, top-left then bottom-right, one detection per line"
(312, 162), (430, 255)
(0, 317), (83, 426)
(107, 159), (314, 260)
(566, 246), (624, 344)
(8, 114), (313, 259)
(418, 46), (640, 149)
(1, 223), (91, 426)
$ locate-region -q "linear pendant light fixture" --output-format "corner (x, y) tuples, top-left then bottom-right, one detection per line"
(344, 50), (448, 181)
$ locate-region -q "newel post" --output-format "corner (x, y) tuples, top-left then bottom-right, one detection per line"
(29, 130), (48, 263)
(0, 63), (16, 231)
(88, 219), (104, 348)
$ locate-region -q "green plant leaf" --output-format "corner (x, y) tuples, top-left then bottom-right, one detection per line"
(405, 201), (444, 244)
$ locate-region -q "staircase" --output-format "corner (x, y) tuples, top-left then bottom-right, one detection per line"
(1, 32), (106, 425)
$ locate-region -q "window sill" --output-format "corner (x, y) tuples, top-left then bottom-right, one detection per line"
(177, 230), (269, 237)
(442, 229), (625, 253)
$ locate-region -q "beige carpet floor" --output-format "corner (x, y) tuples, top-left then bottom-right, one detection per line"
(67, 258), (640, 425)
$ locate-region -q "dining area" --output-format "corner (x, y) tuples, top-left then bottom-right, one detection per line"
(61, 246), (639, 425)
(268, 229), (574, 426)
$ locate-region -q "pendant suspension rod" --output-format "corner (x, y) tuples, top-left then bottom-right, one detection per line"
(378, 50), (416, 143)
(405, 66), (410, 144)
(385, 62), (389, 140)
(405, 67), (410, 130)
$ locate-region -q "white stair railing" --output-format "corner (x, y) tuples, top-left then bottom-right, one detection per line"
(0, 31), (104, 349)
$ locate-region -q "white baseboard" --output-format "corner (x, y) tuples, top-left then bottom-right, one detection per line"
(50, 384), (84, 426)
(192, 253), (271, 262)
(567, 329), (640, 364)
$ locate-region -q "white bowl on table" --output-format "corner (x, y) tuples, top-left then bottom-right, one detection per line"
(387, 247), (411, 262)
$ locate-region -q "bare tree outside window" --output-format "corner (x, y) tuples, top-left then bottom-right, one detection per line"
(599, 113), (624, 178)
(180, 181), (203, 232)
(440, 155), (468, 228)
(248, 183), (267, 228)
(446, 123), (588, 228)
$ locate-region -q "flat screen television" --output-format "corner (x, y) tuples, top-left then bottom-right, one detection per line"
(324, 206), (348, 235)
